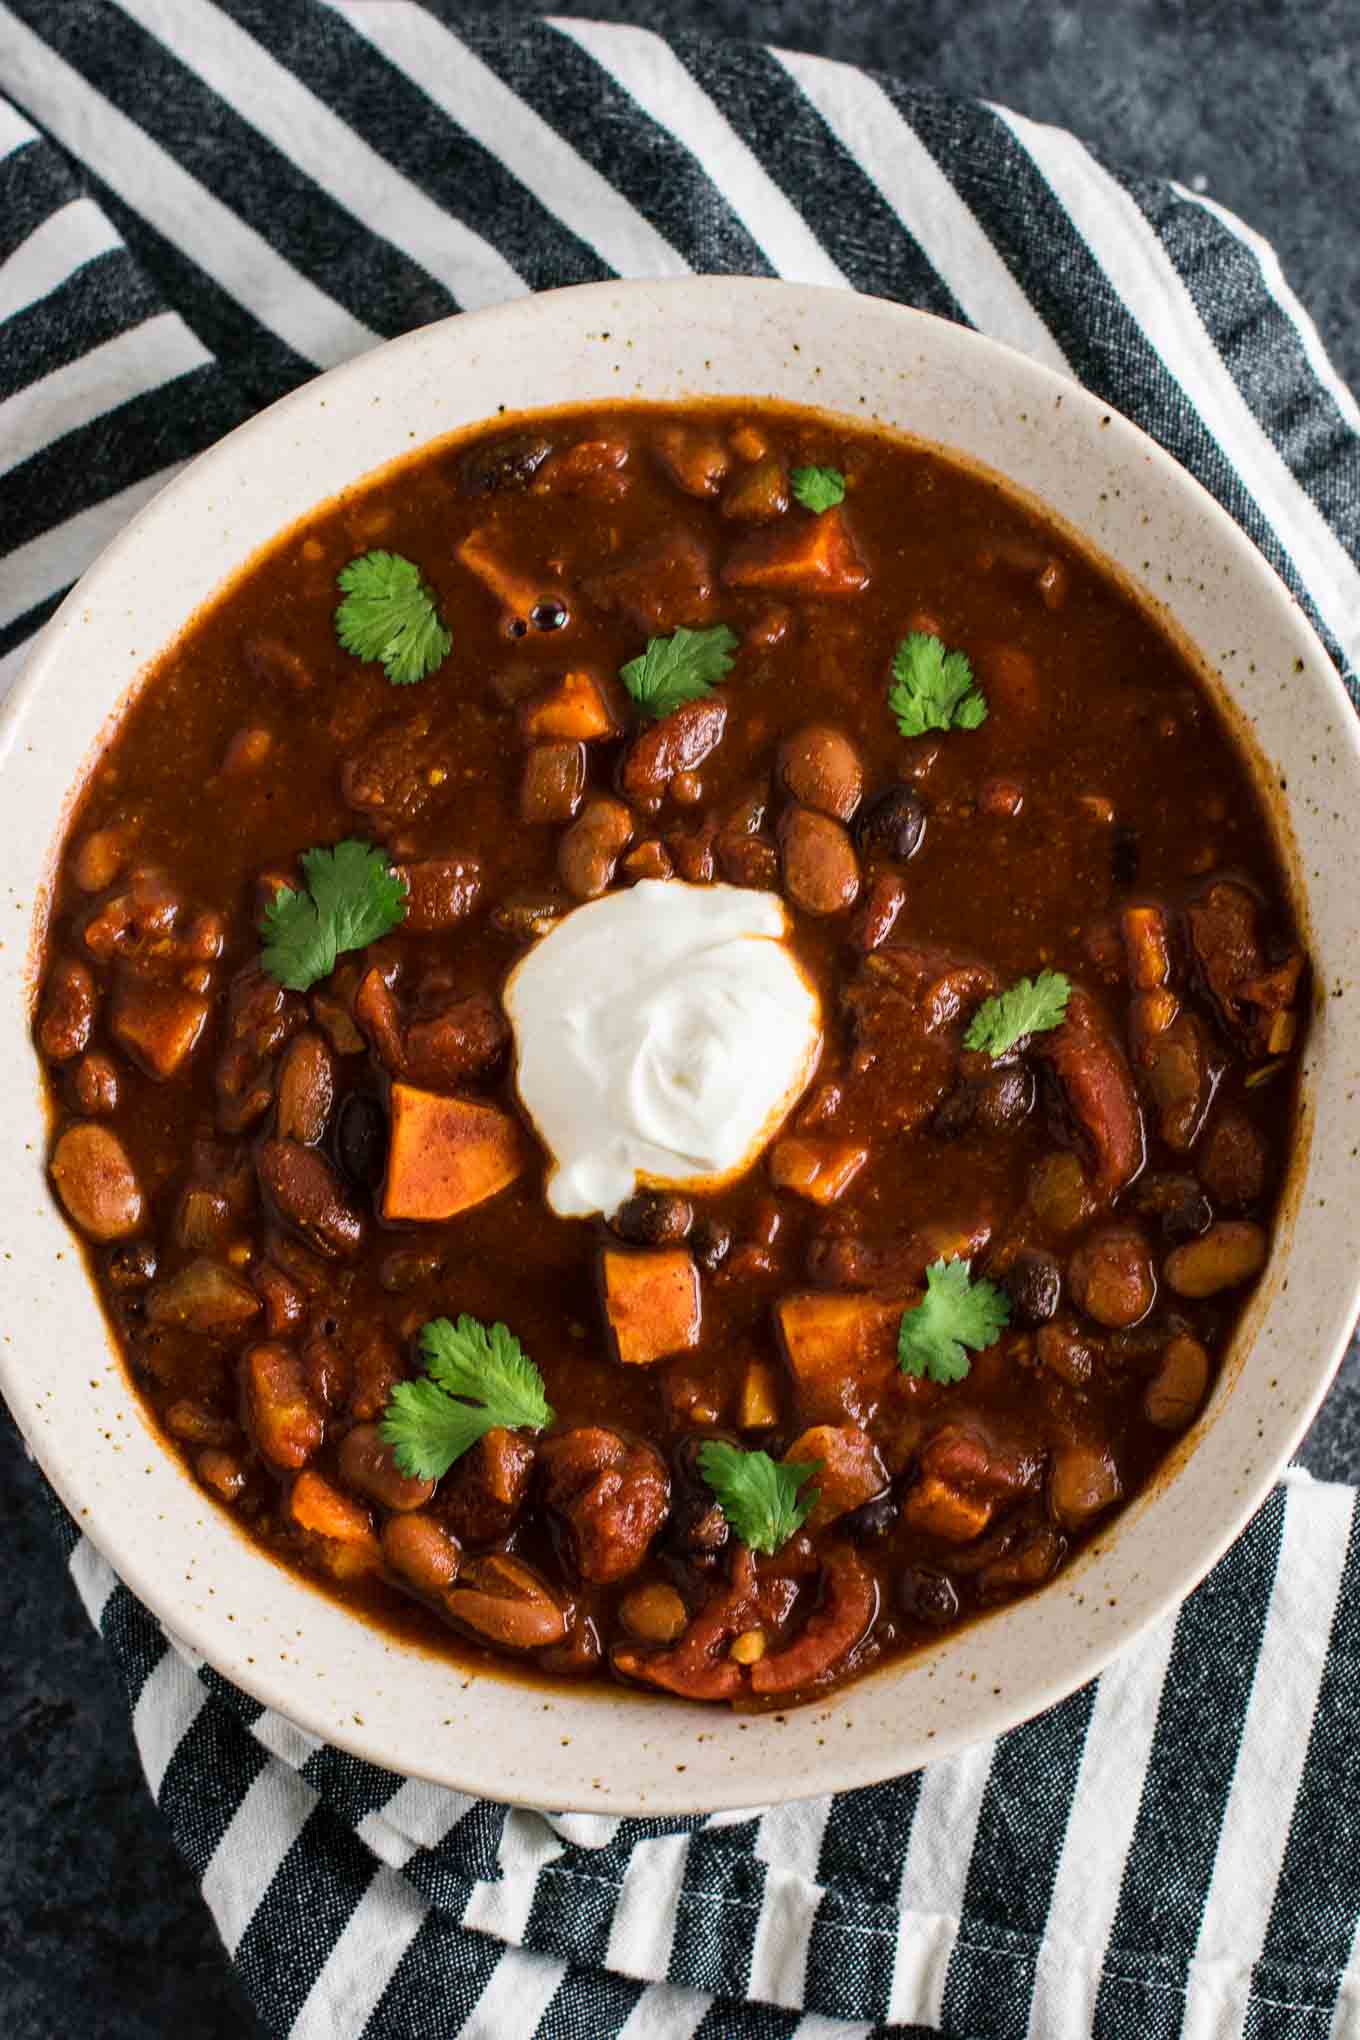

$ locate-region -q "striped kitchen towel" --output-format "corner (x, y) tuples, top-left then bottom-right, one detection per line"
(3, 6), (1360, 2037)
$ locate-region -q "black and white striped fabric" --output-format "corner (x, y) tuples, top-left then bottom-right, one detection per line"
(4, 8), (1360, 2035)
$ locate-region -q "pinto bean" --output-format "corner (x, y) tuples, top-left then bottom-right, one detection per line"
(444, 1552), (568, 1651)
(49, 1122), (144, 1241)
(779, 806), (860, 915)
(1144, 1332), (1211, 1428)
(558, 795), (633, 899)
(851, 870), (908, 951)
(1163, 1221), (1267, 1298)
(1048, 1443), (1122, 1530)
(275, 1032), (335, 1146)
(1067, 1224), (1156, 1328)
(65, 1051), (119, 1121)
(164, 1398), (239, 1447)
(39, 957), (97, 1062)
(382, 1513), (462, 1592)
(778, 724), (863, 821)
(337, 1423), (436, 1512)
(258, 1138), (364, 1259)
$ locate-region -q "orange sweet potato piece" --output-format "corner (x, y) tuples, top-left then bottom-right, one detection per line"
(785, 1423), (888, 1531)
(774, 1290), (908, 1421)
(517, 668), (621, 743)
(600, 1246), (702, 1366)
(898, 1472), (993, 1542)
(456, 529), (555, 618)
(770, 1137), (868, 1205)
(110, 977), (210, 1079)
(721, 506), (868, 595)
(289, 1469), (378, 1546)
(382, 1085), (527, 1222)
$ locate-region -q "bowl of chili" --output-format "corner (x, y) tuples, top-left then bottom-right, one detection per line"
(2, 278), (1358, 1812)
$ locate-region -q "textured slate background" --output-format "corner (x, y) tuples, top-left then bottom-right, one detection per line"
(2, 5), (1356, 2035)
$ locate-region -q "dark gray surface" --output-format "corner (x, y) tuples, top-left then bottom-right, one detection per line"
(2, 5), (1356, 2036)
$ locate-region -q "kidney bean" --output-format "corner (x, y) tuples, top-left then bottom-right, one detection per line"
(444, 1552), (568, 1651)
(258, 1138), (364, 1260)
(72, 1051), (120, 1116)
(1068, 1224), (1156, 1328)
(275, 1032), (335, 1146)
(39, 957), (97, 1063)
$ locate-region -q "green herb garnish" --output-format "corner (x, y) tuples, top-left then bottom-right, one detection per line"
(964, 970), (1071, 1059)
(790, 465), (846, 513)
(335, 549), (451, 686)
(620, 623), (738, 719)
(897, 1258), (1010, 1385)
(259, 839), (407, 991)
(381, 1315), (554, 1482)
(888, 630), (988, 737)
(697, 1440), (822, 1556)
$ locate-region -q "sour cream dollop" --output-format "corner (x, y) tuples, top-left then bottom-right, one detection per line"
(505, 880), (823, 1219)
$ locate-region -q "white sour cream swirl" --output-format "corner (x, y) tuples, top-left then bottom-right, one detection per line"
(504, 881), (822, 1218)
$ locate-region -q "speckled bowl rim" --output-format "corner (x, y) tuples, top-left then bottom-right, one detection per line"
(2, 278), (1358, 1814)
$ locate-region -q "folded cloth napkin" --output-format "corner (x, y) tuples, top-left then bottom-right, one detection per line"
(3, 8), (1359, 2036)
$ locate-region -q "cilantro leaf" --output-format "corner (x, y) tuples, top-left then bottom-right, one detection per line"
(964, 970), (1071, 1059)
(620, 624), (738, 719)
(897, 1257), (1011, 1385)
(380, 1315), (554, 1482)
(259, 838), (407, 991)
(697, 1440), (822, 1556)
(335, 550), (451, 686)
(791, 464), (846, 513)
(888, 631), (988, 737)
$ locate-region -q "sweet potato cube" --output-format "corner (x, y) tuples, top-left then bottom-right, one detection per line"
(775, 1290), (909, 1422)
(289, 1470), (377, 1547)
(382, 1085), (527, 1222)
(899, 1473), (993, 1543)
(600, 1246), (701, 1366)
(785, 1422), (888, 1531)
(770, 1136), (868, 1205)
(456, 528), (551, 617)
(518, 668), (621, 743)
(111, 977), (209, 1079)
(721, 506), (868, 596)
(738, 1358), (782, 1430)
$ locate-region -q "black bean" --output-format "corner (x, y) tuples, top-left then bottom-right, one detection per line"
(611, 1191), (694, 1247)
(1110, 822), (1140, 887)
(974, 1064), (1036, 1133)
(1129, 1171), (1214, 1243)
(530, 599), (569, 632)
(931, 1084), (978, 1139)
(457, 432), (552, 497)
(334, 1092), (387, 1190)
(843, 1492), (900, 1543)
(690, 1217), (732, 1274)
(665, 1432), (732, 1563)
(1002, 1249), (1062, 1327)
(900, 1567), (960, 1627)
(105, 1239), (157, 1290)
(855, 783), (928, 862)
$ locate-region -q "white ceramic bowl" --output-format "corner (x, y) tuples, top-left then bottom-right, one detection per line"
(3, 280), (1358, 1814)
